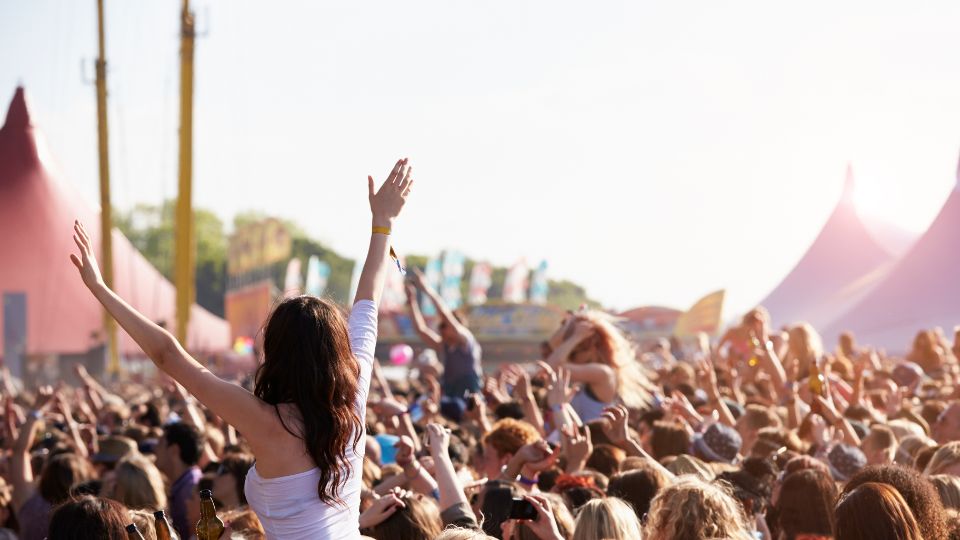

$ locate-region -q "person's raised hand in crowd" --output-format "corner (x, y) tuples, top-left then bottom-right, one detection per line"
(560, 424), (592, 473)
(69, 221), (104, 289)
(599, 405), (633, 447)
(358, 487), (409, 529)
(501, 439), (557, 490)
(368, 158), (413, 230)
(425, 422), (450, 459)
(500, 495), (565, 540)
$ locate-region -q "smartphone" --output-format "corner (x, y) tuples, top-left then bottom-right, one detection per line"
(508, 498), (538, 521)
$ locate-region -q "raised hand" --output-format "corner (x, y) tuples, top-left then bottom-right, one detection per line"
(561, 424), (592, 473)
(69, 221), (103, 289)
(358, 488), (408, 529)
(368, 158), (413, 229)
(600, 405), (631, 446)
(424, 423), (450, 458)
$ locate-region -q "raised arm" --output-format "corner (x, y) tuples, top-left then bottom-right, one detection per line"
(354, 158), (413, 305)
(409, 268), (469, 342)
(69, 221), (274, 443)
(405, 281), (442, 349)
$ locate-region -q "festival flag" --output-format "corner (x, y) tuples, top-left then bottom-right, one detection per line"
(421, 255), (443, 316)
(441, 250), (466, 309)
(381, 255), (408, 312)
(347, 260), (363, 305)
(468, 262), (493, 306)
(502, 259), (530, 304)
(305, 256), (332, 297)
(673, 289), (726, 337)
(283, 258), (303, 298)
(529, 260), (549, 305)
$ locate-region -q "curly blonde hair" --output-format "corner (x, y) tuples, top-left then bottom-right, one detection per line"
(642, 476), (753, 540)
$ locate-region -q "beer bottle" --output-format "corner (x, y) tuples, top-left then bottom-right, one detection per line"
(808, 359), (825, 397)
(196, 489), (225, 540)
(154, 510), (174, 540)
(126, 523), (146, 540)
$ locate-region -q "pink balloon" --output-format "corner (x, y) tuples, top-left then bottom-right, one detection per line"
(390, 344), (414, 366)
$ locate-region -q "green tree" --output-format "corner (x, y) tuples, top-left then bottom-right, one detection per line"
(114, 200), (227, 316)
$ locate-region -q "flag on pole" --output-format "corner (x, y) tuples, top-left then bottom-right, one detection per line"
(673, 289), (726, 337)
(347, 259), (363, 305)
(468, 262), (493, 306)
(503, 259), (529, 304)
(421, 255), (443, 316)
(529, 260), (549, 305)
(305, 256), (331, 297)
(283, 258), (303, 298)
(441, 250), (466, 309)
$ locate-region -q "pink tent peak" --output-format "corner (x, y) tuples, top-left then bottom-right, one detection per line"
(757, 165), (898, 330)
(824, 152), (960, 351)
(0, 86), (229, 358)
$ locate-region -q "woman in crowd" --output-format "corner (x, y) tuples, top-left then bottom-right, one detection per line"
(542, 310), (652, 421)
(69, 158), (414, 538)
(642, 476), (754, 540)
(834, 482), (923, 540)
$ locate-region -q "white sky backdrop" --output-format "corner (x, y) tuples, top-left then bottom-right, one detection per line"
(2, 0), (960, 317)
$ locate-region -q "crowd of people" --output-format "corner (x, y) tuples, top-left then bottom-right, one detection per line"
(3, 158), (960, 538)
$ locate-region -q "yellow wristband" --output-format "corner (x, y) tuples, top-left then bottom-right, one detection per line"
(372, 226), (391, 235)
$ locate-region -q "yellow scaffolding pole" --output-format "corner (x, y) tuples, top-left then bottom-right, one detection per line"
(95, 0), (119, 375)
(175, 0), (196, 345)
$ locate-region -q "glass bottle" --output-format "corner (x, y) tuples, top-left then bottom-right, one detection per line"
(196, 489), (225, 540)
(154, 509), (174, 540)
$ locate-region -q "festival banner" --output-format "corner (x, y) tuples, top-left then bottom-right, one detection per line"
(441, 250), (466, 309)
(529, 260), (549, 305)
(673, 289), (726, 337)
(283, 258), (303, 298)
(502, 259), (530, 304)
(420, 255), (443, 316)
(467, 262), (493, 306)
(305, 256), (331, 297)
(381, 255), (408, 313)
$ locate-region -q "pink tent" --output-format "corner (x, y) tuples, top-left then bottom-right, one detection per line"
(758, 167), (902, 330)
(0, 87), (229, 362)
(824, 160), (960, 351)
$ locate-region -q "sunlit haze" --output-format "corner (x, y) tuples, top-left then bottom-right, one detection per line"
(3, 1), (959, 318)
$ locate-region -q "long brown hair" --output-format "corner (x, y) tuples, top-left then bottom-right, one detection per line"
(366, 494), (442, 540)
(773, 469), (838, 540)
(254, 296), (363, 505)
(47, 496), (129, 540)
(835, 482), (923, 540)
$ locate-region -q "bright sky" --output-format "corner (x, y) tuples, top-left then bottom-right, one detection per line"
(3, 1), (959, 317)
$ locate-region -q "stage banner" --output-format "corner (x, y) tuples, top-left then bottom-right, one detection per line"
(420, 255), (443, 316)
(467, 262), (493, 306)
(283, 258), (303, 298)
(529, 260), (549, 305)
(225, 280), (277, 342)
(227, 218), (292, 278)
(674, 289), (726, 337)
(441, 250), (466, 309)
(305, 256), (331, 297)
(502, 259), (529, 304)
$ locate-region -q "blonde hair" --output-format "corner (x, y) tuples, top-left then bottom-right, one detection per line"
(643, 476), (753, 540)
(112, 454), (167, 511)
(924, 441), (960, 476)
(929, 475), (960, 510)
(787, 323), (823, 375)
(572, 497), (642, 540)
(128, 509), (158, 540)
(435, 527), (497, 540)
(571, 311), (652, 409)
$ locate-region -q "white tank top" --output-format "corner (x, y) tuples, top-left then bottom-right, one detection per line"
(244, 300), (377, 540)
